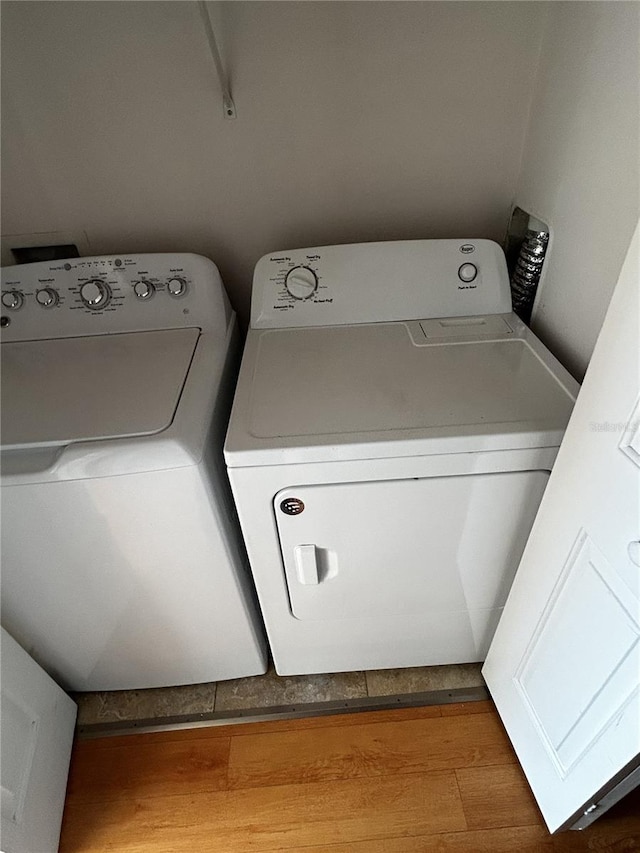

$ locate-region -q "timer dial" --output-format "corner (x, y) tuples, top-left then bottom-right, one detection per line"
(80, 279), (111, 310)
(1, 290), (24, 310)
(36, 287), (59, 308)
(285, 266), (318, 300)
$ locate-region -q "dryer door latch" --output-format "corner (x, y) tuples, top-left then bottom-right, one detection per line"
(294, 544), (320, 585)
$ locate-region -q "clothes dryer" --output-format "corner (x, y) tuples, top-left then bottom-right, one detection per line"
(1, 253), (267, 690)
(224, 240), (579, 675)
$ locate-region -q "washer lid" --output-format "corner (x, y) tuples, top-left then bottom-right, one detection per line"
(225, 321), (578, 465)
(1, 328), (199, 449)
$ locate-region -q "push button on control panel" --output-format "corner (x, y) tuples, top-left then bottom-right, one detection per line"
(458, 263), (478, 283)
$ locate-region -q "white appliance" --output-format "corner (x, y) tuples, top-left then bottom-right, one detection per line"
(1, 627), (76, 853)
(224, 239), (580, 676)
(1, 253), (267, 691)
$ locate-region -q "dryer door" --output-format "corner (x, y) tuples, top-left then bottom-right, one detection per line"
(275, 471), (548, 653)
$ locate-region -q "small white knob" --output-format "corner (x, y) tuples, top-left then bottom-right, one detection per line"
(134, 280), (154, 300)
(1, 290), (24, 310)
(167, 277), (186, 297)
(285, 266), (318, 300)
(458, 263), (478, 283)
(36, 287), (58, 308)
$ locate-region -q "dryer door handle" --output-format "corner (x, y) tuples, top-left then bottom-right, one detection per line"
(294, 544), (320, 585)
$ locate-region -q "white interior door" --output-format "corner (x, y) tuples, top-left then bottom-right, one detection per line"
(483, 221), (640, 832)
(1, 628), (76, 853)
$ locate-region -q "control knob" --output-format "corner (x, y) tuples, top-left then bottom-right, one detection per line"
(80, 279), (111, 310)
(134, 280), (154, 300)
(285, 266), (318, 300)
(167, 277), (187, 297)
(36, 287), (59, 308)
(1, 290), (24, 310)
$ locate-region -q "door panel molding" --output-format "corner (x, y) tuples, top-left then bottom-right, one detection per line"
(514, 530), (640, 779)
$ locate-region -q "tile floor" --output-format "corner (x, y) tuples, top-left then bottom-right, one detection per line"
(74, 663), (486, 727)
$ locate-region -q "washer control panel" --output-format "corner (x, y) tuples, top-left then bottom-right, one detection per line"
(251, 239), (512, 329)
(0, 253), (230, 342)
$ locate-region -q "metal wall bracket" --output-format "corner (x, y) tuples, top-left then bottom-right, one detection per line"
(198, 1), (236, 120)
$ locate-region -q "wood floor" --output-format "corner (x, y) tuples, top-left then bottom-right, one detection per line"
(60, 700), (640, 852)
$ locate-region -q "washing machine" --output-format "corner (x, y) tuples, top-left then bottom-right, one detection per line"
(224, 239), (580, 676)
(1, 253), (267, 691)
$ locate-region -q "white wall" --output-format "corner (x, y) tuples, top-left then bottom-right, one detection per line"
(517, 2), (639, 380)
(1, 1), (545, 324)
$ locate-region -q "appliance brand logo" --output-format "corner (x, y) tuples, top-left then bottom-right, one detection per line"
(459, 244), (475, 254)
(280, 498), (305, 516)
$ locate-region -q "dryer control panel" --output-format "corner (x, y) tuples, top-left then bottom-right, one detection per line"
(251, 239), (511, 329)
(0, 253), (232, 341)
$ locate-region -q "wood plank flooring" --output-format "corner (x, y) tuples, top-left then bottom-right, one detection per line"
(59, 700), (640, 852)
